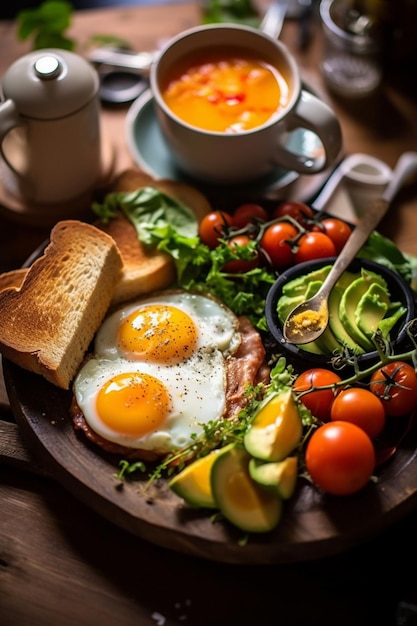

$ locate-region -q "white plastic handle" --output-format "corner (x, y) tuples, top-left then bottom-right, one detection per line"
(312, 153), (393, 211)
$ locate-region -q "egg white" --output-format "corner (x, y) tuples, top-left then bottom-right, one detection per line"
(73, 291), (241, 454)
(95, 290), (241, 360)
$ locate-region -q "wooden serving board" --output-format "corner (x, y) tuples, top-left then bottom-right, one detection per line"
(4, 357), (417, 565)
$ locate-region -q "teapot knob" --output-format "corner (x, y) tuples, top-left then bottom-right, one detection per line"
(34, 55), (62, 80)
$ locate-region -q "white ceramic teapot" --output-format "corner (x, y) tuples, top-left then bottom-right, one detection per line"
(0, 49), (102, 205)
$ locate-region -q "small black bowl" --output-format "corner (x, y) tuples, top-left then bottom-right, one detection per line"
(265, 257), (416, 371)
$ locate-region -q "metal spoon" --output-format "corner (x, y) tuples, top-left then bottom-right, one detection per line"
(283, 151), (417, 345)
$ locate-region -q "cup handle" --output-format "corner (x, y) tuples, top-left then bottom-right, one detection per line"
(273, 90), (343, 174)
(0, 99), (23, 176)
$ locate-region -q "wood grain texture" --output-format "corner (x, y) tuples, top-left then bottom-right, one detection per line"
(4, 358), (417, 565)
(4, 460), (416, 626)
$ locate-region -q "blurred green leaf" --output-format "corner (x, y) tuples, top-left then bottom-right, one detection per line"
(17, 0), (75, 50)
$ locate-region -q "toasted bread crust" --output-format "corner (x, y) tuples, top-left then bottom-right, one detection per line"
(0, 220), (122, 389)
(97, 212), (176, 305)
(0, 268), (28, 293)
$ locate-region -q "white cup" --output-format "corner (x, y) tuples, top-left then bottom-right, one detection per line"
(150, 23), (343, 185)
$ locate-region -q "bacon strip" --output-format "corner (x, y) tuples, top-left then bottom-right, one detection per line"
(225, 316), (270, 418)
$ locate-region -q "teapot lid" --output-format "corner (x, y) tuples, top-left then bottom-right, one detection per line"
(1, 49), (99, 119)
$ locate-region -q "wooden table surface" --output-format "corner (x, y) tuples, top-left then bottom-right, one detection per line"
(1, 3), (417, 625)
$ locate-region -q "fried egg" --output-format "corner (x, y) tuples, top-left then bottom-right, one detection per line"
(73, 291), (241, 454)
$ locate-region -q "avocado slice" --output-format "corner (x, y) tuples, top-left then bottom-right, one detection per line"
(249, 456), (298, 500)
(210, 443), (283, 533)
(299, 341), (326, 355)
(277, 293), (305, 325)
(169, 449), (221, 509)
(243, 389), (302, 462)
(378, 302), (407, 338)
(328, 272), (364, 353)
(278, 280), (327, 324)
(281, 265), (332, 298)
(357, 282), (390, 339)
(319, 325), (344, 354)
(339, 270), (389, 351)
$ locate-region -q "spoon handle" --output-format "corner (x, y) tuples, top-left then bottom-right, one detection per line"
(318, 151), (417, 299)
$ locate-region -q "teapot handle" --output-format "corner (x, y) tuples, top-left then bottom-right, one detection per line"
(0, 99), (23, 176)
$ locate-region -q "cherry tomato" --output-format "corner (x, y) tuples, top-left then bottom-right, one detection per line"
(223, 235), (260, 273)
(293, 368), (342, 422)
(295, 231), (336, 264)
(260, 222), (298, 269)
(199, 210), (233, 249)
(232, 203), (268, 228)
(330, 387), (386, 440)
(305, 421), (376, 496)
(370, 361), (417, 417)
(273, 201), (315, 228)
(317, 218), (353, 254)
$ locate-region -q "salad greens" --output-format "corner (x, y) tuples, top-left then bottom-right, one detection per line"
(358, 231), (412, 284)
(93, 186), (412, 332)
(93, 187), (275, 330)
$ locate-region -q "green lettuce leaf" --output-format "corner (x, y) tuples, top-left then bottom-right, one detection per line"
(358, 231), (412, 283)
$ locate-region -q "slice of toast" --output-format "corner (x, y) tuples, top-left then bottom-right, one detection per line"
(0, 220), (122, 389)
(0, 170), (213, 305)
(97, 211), (176, 305)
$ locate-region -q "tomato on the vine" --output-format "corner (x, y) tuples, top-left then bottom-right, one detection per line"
(293, 368), (342, 422)
(273, 201), (315, 228)
(222, 235), (260, 273)
(232, 203), (268, 228)
(199, 210), (233, 249)
(260, 221), (297, 269)
(370, 361), (417, 417)
(305, 421), (376, 496)
(294, 231), (337, 264)
(330, 387), (386, 440)
(315, 218), (352, 254)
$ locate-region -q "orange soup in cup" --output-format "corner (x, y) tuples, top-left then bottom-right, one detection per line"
(161, 48), (290, 133)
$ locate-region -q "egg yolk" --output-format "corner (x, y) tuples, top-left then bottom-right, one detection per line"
(118, 304), (198, 363)
(96, 372), (171, 436)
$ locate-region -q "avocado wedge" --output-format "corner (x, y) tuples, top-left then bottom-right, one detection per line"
(243, 389), (302, 462)
(357, 282), (390, 339)
(210, 444), (283, 533)
(339, 270), (388, 351)
(249, 456), (298, 500)
(169, 449), (222, 509)
(328, 271), (365, 353)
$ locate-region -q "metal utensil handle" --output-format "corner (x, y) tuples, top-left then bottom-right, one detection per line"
(88, 49), (156, 74)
